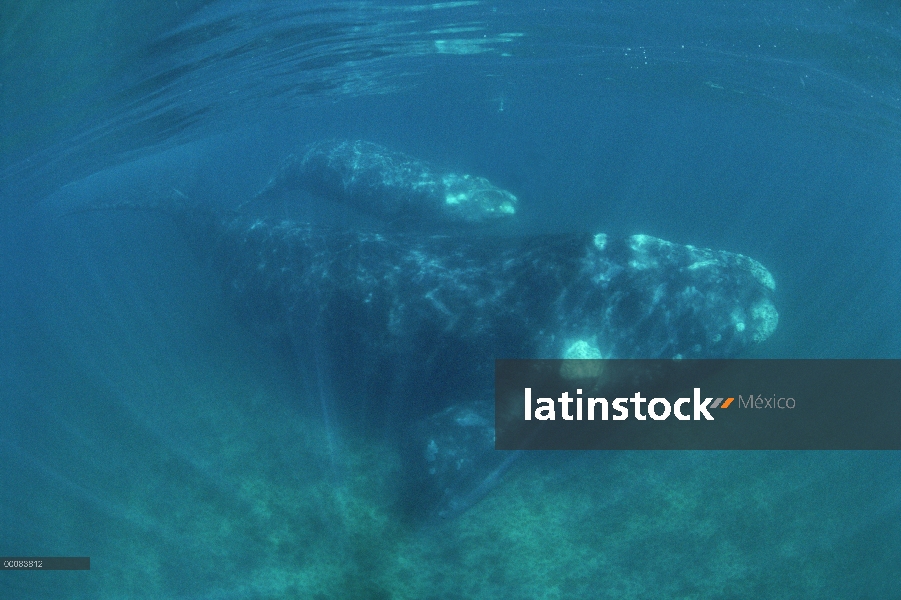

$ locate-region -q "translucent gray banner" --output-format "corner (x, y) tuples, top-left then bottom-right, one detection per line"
(495, 360), (901, 450)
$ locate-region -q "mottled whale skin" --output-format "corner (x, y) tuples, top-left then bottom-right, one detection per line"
(207, 218), (777, 370)
(251, 140), (518, 226)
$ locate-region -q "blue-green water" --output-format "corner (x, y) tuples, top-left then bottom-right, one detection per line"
(1, 1), (900, 598)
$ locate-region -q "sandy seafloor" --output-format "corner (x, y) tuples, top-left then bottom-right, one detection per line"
(1, 1), (900, 598)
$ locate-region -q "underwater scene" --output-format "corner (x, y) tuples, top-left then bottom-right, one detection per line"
(1, 1), (900, 598)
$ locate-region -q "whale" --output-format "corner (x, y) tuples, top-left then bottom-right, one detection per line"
(245, 139), (518, 227)
(70, 141), (779, 518)
(177, 207), (778, 517)
(204, 218), (778, 372)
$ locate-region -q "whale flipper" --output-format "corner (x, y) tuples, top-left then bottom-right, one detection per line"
(406, 400), (519, 520)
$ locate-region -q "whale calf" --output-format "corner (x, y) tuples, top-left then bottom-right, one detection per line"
(248, 139), (518, 227)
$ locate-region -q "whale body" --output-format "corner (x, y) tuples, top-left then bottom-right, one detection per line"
(187, 210), (777, 516)
(207, 218), (778, 369)
(250, 140), (518, 227)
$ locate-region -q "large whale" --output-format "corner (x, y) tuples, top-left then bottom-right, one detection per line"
(204, 217), (778, 368)
(73, 141), (779, 518)
(183, 206), (777, 518)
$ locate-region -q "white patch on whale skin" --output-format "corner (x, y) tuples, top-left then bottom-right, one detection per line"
(563, 339), (603, 359)
(441, 173), (517, 220)
(751, 300), (779, 342)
